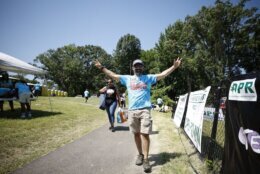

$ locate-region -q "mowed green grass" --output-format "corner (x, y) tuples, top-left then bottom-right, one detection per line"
(1, 96), (214, 174)
(0, 96), (107, 174)
(152, 112), (209, 174)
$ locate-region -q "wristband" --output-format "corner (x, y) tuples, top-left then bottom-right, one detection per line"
(100, 66), (105, 70)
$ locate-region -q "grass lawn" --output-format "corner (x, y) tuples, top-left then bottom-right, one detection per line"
(0, 96), (107, 174)
(152, 111), (210, 174)
(1, 96), (211, 174)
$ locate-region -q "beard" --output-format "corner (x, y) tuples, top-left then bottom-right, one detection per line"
(134, 68), (143, 75)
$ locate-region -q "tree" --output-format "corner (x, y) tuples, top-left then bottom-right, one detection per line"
(155, 20), (197, 99)
(189, 0), (259, 76)
(34, 44), (112, 96)
(153, 0), (259, 101)
(113, 34), (141, 75)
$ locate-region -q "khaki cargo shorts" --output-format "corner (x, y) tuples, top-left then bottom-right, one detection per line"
(19, 92), (31, 103)
(128, 108), (152, 134)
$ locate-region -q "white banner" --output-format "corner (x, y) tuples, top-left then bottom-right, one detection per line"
(229, 78), (257, 101)
(184, 86), (211, 153)
(204, 107), (224, 121)
(173, 93), (188, 127)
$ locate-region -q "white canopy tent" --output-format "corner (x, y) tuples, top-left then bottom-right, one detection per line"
(0, 52), (45, 74)
(0, 52), (53, 112)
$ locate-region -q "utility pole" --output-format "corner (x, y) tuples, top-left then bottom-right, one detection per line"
(130, 60), (132, 75)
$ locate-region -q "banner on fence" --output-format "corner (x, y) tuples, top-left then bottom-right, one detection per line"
(173, 93), (188, 127)
(203, 107), (224, 121)
(184, 86), (211, 153)
(223, 73), (260, 174)
(229, 78), (257, 101)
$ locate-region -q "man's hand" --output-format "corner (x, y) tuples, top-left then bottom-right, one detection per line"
(156, 57), (182, 81)
(173, 57), (182, 69)
(94, 59), (102, 69)
(93, 59), (120, 81)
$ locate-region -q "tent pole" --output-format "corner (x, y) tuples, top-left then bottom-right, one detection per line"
(44, 76), (53, 113)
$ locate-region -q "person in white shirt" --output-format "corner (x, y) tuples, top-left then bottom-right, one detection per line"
(120, 92), (126, 108)
(84, 89), (89, 102)
(157, 98), (163, 107)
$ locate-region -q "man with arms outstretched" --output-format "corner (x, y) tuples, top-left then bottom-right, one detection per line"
(94, 58), (182, 173)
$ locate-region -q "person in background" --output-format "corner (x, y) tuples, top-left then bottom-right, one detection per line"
(157, 97), (163, 108)
(0, 72), (14, 112)
(15, 80), (32, 118)
(34, 82), (41, 98)
(120, 92), (126, 108)
(84, 88), (89, 102)
(94, 57), (182, 173)
(99, 79), (121, 132)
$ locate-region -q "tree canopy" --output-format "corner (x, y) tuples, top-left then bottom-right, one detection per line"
(113, 34), (141, 75)
(34, 44), (113, 96)
(151, 0), (259, 103)
(34, 0), (259, 102)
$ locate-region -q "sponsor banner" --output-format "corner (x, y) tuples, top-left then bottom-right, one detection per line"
(184, 86), (211, 153)
(229, 78), (257, 101)
(173, 93), (188, 127)
(238, 127), (260, 154)
(223, 73), (260, 174)
(203, 107), (224, 121)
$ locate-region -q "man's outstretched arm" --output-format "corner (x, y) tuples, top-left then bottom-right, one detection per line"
(94, 60), (120, 81)
(155, 57), (182, 81)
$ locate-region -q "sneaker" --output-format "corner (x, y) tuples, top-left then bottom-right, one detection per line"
(143, 159), (151, 173)
(135, 154), (144, 166)
(28, 112), (32, 118)
(21, 113), (26, 119)
(111, 127), (115, 132)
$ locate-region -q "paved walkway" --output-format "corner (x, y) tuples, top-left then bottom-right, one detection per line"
(13, 122), (161, 174)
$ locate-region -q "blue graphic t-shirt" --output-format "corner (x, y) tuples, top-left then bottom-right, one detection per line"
(120, 75), (157, 110)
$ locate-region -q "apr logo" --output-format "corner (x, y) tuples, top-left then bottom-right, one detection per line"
(238, 127), (260, 154)
(229, 78), (257, 101)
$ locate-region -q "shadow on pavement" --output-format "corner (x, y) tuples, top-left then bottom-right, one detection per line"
(115, 125), (130, 131)
(150, 152), (183, 167)
(114, 127), (159, 135)
(151, 130), (159, 135)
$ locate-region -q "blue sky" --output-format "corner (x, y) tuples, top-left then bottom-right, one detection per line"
(0, 0), (259, 64)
